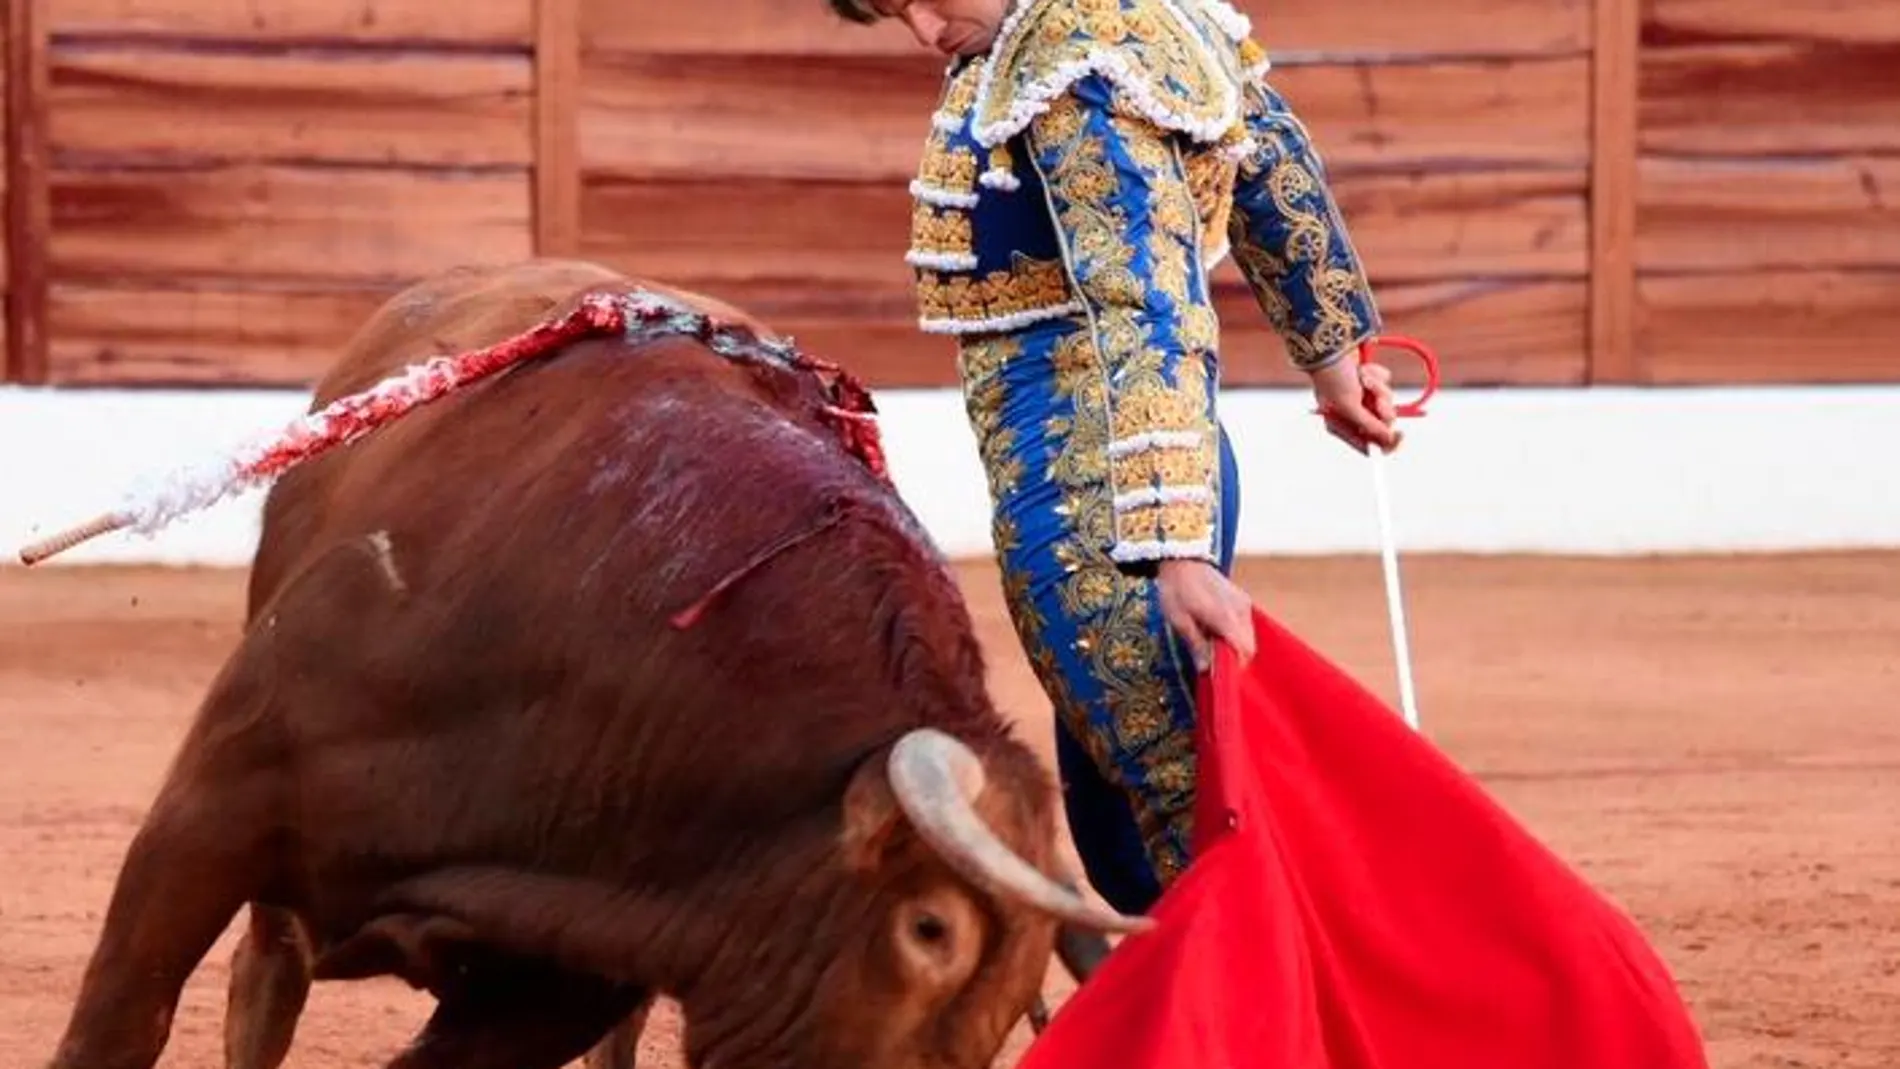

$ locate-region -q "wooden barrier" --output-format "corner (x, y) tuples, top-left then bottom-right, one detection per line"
(26, 0), (536, 385)
(0, 0), (1894, 388)
(1631, 0), (1900, 383)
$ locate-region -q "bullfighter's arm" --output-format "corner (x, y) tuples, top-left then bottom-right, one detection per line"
(1019, 76), (1224, 566)
(1225, 53), (1383, 373)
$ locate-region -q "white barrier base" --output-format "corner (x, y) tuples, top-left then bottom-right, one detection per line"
(4, 383), (1896, 566)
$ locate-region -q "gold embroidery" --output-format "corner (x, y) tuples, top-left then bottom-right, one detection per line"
(1045, 324), (1198, 877)
(1238, 36), (1269, 76)
(915, 259), (1080, 329)
(1027, 96), (1217, 559)
(915, 61), (986, 205)
(1114, 440), (1216, 487)
(910, 203), (974, 258)
(1116, 500), (1216, 545)
(1229, 111), (1376, 369)
(1106, 377), (1209, 443)
(972, 0), (1242, 149)
(956, 334), (1027, 500)
(1183, 145), (1238, 260)
(916, 131), (980, 194)
(941, 59), (980, 116)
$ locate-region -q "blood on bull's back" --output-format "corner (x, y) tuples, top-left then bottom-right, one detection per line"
(263, 340), (927, 874)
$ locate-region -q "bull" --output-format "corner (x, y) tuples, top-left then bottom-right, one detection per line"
(41, 259), (1137, 1069)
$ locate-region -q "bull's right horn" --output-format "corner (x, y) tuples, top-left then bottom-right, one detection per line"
(887, 728), (1153, 935)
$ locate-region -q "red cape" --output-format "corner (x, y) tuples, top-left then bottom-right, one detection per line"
(1017, 607), (1708, 1069)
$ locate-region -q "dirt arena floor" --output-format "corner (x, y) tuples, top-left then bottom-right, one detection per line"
(3, 552), (1897, 1067)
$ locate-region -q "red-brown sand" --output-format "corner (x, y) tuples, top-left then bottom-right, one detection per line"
(3, 554), (1896, 1067)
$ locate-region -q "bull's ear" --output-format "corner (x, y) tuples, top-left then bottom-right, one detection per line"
(840, 748), (906, 874)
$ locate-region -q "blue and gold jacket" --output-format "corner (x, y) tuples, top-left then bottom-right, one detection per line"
(906, 0), (1381, 564)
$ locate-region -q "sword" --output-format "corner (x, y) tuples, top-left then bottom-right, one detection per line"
(1327, 335), (1441, 731)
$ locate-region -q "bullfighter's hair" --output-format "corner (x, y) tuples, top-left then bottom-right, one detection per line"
(827, 0), (879, 23)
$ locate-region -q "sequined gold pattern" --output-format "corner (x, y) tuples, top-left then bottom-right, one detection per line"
(1227, 80), (1381, 369)
(970, 0), (1243, 149)
(916, 260), (1080, 331)
(1027, 84), (1219, 562)
(914, 132), (979, 197)
(907, 203), (976, 270)
(960, 320), (1201, 891)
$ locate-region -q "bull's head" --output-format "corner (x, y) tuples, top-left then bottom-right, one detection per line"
(681, 726), (1144, 1069)
(832, 727), (1143, 1067)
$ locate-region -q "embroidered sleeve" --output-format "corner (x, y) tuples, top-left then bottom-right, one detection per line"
(1025, 75), (1222, 566)
(1228, 78), (1382, 372)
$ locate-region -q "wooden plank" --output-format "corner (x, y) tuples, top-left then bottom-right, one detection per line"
(1233, 0), (1592, 59)
(1, 3), (8, 368)
(1640, 43), (1900, 157)
(1637, 156), (1900, 273)
(1334, 170), (1588, 280)
(584, 0), (1591, 59)
(1588, 0), (1639, 382)
(47, 0), (533, 46)
(580, 52), (943, 183)
(1, 2), (8, 289)
(533, 0), (580, 254)
(577, 170), (1586, 291)
(46, 282), (395, 384)
(1637, 271), (1900, 383)
(1211, 275), (1588, 386)
(47, 272), (1584, 388)
(580, 52), (1590, 182)
(1645, 0), (1900, 48)
(7, 0), (50, 383)
(50, 164), (532, 284)
(50, 46), (533, 167)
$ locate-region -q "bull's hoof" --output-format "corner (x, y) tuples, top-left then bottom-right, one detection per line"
(1027, 996), (1051, 1034)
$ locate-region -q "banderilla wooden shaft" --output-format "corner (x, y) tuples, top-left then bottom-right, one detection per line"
(16, 512), (132, 566)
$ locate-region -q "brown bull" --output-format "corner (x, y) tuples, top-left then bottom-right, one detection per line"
(42, 259), (1138, 1069)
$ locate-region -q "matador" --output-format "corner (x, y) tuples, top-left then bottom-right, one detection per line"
(835, 0), (1401, 915)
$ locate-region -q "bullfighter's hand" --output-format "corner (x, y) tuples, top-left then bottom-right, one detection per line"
(1156, 558), (1256, 672)
(1309, 353), (1401, 455)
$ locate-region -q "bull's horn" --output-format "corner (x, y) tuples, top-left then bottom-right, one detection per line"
(887, 728), (1153, 934)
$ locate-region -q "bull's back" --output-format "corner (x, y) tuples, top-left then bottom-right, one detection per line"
(312, 259), (626, 403)
(249, 259), (783, 613)
(315, 260), (776, 404)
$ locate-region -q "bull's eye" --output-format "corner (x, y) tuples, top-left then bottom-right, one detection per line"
(911, 911), (949, 944)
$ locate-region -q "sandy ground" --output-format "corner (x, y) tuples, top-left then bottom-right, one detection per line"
(3, 553), (1897, 1068)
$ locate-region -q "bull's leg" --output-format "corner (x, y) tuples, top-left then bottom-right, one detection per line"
(383, 959), (648, 1069)
(1055, 925), (1112, 981)
(43, 792), (261, 1069)
(580, 1003), (652, 1069)
(223, 904), (313, 1069)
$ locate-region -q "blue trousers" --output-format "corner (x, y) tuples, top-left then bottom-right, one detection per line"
(959, 324), (1240, 916)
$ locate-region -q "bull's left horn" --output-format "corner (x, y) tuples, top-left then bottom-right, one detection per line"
(887, 728), (1153, 934)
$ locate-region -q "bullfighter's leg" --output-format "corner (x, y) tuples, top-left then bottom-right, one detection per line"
(223, 903), (313, 1069)
(958, 327), (1240, 917)
(383, 955), (648, 1069)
